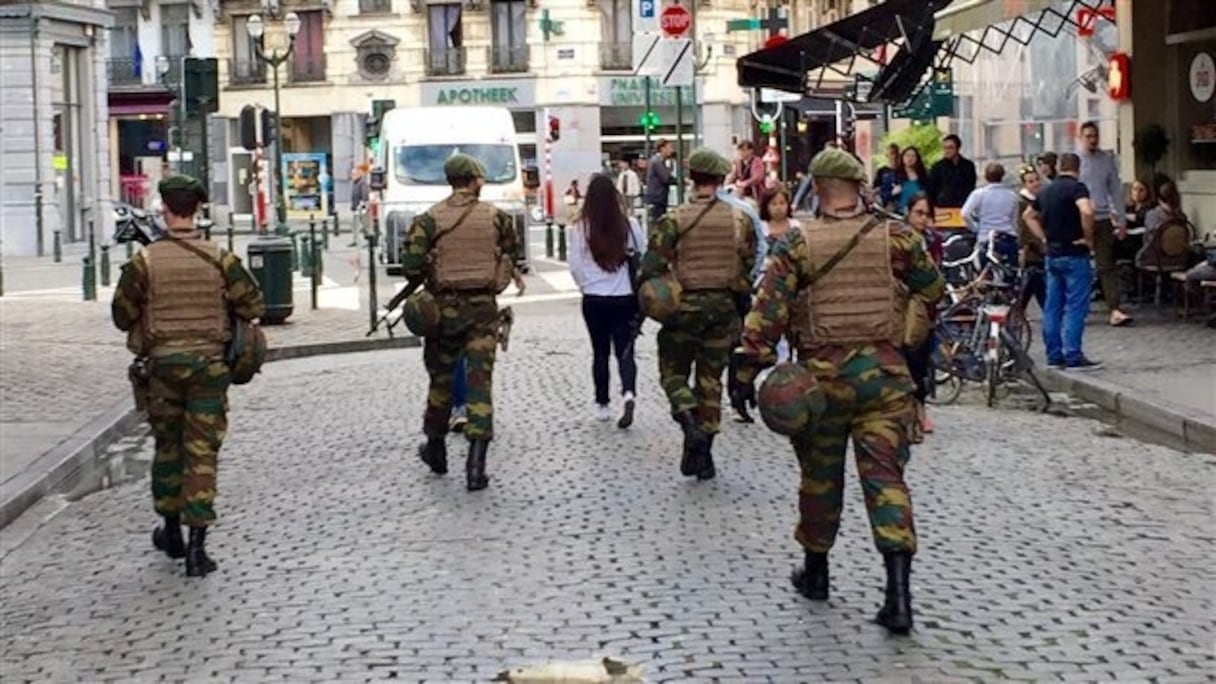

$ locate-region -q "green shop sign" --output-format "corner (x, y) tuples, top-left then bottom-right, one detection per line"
(603, 78), (696, 107)
(434, 87), (520, 105)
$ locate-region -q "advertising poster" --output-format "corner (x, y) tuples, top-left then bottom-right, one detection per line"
(281, 152), (328, 217)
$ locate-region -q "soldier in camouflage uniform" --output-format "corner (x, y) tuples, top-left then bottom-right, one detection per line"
(401, 154), (523, 491)
(730, 149), (944, 633)
(112, 175), (266, 578)
(638, 148), (756, 480)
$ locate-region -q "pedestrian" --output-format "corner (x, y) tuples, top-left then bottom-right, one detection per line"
(726, 140), (766, 201)
(757, 186), (802, 365)
(1136, 179), (1191, 271)
(349, 163), (369, 248)
(1036, 152), (1059, 183)
(637, 148), (756, 480)
(872, 143), (901, 210)
(1121, 179), (1154, 271)
(449, 355), (468, 432)
(1022, 152), (1103, 371)
(730, 148), (944, 634)
(644, 139), (677, 226)
(927, 134), (977, 210)
(1077, 121), (1133, 327)
(892, 146), (929, 214)
(901, 192), (942, 436)
(111, 175), (267, 578)
(960, 163), (1020, 271)
(615, 155), (641, 211)
(568, 174), (646, 427)
(403, 154), (523, 491)
(1016, 165), (1047, 311)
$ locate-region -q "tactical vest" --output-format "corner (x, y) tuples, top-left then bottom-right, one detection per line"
(673, 200), (742, 291)
(143, 239), (229, 356)
(428, 195), (505, 292)
(790, 217), (897, 348)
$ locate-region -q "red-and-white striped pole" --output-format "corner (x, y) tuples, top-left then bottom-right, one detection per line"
(543, 106), (554, 221)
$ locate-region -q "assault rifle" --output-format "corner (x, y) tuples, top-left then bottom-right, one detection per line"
(367, 274), (424, 338)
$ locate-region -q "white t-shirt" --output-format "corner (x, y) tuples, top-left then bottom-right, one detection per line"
(567, 216), (646, 297)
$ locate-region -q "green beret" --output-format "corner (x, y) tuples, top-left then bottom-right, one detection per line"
(808, 148), (866, 183)
(444, 153), (487, 181)
(158, 174), (207, 201)
(687, 148), (732, 177)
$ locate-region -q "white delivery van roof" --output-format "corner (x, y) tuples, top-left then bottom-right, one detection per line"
(381, 106), (517, 146)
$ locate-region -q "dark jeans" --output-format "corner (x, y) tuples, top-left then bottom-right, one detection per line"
(647, 201), (667, 226)
(1042, 255), (1093, 365)
(581, 294), (639, 405)
(1020, 263), (1046, 312)
(903, 336), (934, 404)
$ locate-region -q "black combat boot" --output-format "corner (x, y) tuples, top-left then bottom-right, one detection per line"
(418, 436), (448, 475)
(151, 514), (186, 559)
(185, 527), (217, 578)
(790, 551), (830, 600)
(876, 552), (914, 634)
(696, 433), (716, 480)
(675, 411), (707, 476)
(466, 439), (490, 491)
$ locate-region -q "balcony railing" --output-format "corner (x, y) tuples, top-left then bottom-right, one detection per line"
(599, 42), (632, 71)
(107, 57), (142, 86)
(289, 54), (327, 83)
(488, 44), (528, 74)
(425, 47), (467, 77)
(229, 58), (267, 85)
(359, 0), (392, 12)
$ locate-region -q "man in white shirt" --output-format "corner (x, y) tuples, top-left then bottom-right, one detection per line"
(961, 163), (1021, 272)
(615, 156), (641, 209)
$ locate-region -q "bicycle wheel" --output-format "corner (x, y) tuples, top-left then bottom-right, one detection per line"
(1006, 305), (1033, 353)
(985, 331), (1006, 408)
(927, 371), (962, 405)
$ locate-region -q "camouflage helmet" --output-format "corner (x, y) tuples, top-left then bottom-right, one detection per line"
(444, 153), (487, 183)
(228, 318), (267, 386)
(758, 363), (826, 437)
(687, 148), (732, 177)
(402, 290), (441, 337)
(807, 147), (867, 183)
(637, 273), (683, 323)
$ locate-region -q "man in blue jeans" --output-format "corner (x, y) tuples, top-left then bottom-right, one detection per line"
(1021, 153), (1102, 371)
(450, 355), (468, 432)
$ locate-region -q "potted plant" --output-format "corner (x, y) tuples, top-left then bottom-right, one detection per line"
(1132, 123), (1170, 175)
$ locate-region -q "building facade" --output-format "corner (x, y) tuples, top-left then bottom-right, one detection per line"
(1, 1), (114, 256)
(205, 0), (764, 219)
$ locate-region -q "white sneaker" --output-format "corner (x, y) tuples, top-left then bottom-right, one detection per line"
(595, 404), (613, 422)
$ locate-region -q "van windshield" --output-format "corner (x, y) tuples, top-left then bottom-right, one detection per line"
(393, 144), (517, 185)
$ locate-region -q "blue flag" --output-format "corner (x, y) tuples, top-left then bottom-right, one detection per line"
(133, 41), (143, 79)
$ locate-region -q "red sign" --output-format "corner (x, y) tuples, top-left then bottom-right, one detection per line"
(1077, 6), (1116, 37)
(764, 34), (789, 50)
(660, 4), (691, 37)
(1108, 52), (1131, 101)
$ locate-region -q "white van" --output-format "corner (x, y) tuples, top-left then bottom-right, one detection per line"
(375, 105), (528, 275)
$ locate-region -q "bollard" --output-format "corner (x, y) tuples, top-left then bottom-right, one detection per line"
(203, 223), (212, 241)
(321, 212), (330, 250)
(332, 213), (340, 237)
(125, 240), (133, 259)
(557, 223), (567, 262)
(82, 256), (96, 301)
(290, 232), (300, 272)
(227, 221), (235, 254)
(100, 245), (111, 287)
(367, 231), (378, 330)
(53, 230), (62, 263)
(309, 221), (319, 311)
(545, 222), (554, 258)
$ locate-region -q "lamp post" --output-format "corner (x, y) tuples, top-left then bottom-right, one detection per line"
(246, 11), (301, 234)
(156, 55), (187, 175)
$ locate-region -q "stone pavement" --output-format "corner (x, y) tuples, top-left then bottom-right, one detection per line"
(2, 303), (1213, 683)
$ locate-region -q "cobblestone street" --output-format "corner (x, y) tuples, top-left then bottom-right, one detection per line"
(1, 303), (1213, 683)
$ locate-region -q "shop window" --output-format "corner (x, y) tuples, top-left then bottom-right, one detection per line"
(290, 11), (326, 83)
(599, 0), (631, 70)
(427, 4), (465, 76)
(491, 0), (528, 73)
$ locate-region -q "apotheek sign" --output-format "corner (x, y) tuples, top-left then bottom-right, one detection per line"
(420, 80), (536, 107)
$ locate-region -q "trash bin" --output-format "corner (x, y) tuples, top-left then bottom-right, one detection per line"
(299, 235), (314, 279)
(247, 236), (294, 324)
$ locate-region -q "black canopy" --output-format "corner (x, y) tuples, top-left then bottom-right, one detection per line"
(736, 0), (953, 95)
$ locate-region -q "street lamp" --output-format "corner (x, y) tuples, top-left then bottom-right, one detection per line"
(247, 11), (301, 232)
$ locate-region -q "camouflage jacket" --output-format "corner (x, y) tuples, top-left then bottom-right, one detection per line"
(638, 194), (758, 306)
(400, 190), (522, 303)
(737, 217), (945, 384)
(112, 237), (266, 363)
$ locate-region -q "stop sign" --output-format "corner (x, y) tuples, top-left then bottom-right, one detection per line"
(660, 4), (691, 37)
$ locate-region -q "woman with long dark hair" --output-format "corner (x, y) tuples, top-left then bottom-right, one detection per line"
(892, 146), (929, 214)
(903, 192), (941, 435)
(568, 174), (646, 427)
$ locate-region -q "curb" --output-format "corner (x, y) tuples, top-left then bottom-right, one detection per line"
(1040, 368), (1216, 454)
(0, 335), (420, 529)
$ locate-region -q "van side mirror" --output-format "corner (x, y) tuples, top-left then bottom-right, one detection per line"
(369, 167), (386, 191)
(523, 165), (540, 190)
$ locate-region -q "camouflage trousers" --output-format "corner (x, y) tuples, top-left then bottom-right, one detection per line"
(791, 354), (919, 555)
(656, 296), (741, 434)
(147, 357), (231, 527)
(422, 294), (499, 441)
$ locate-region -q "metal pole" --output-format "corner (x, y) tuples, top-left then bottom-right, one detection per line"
(545, 221), (554, 258)
(675, 87), (685, 204)
(87, 218), (97, 295)
(320, 211), (329, 250)
(272, 62), (287, 232)
(367, 230), (378, 330)
(779, 114), (788, 183)
(689, 0), (700, 148)
(643, 77), (653, 161)
(100, 245), (111, 287)
(309, 219), (319, 310)
(557, 223), (567, 262)
(30, 17), (44, 256)
(199, 109), (210, 204)
(228, 219), (235, 253)
(53, 229), (62, 263)
(82, 256), (96, 301)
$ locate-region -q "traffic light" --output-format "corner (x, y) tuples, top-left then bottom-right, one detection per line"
(239, 105), (258, 151)
(183, 57), (219, 115)
(547, 114), (561, 142)
(639, 111), (660, 133)
(261, 109), (278, 146)
(366, 99), (395, 147)
(758, 115), (775, 135)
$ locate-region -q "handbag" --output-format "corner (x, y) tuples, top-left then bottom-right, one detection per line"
(164, 237), (267, 385)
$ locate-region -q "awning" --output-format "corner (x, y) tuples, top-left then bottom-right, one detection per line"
(933, 0), (1114, 65)
(736, 0), (952, 95)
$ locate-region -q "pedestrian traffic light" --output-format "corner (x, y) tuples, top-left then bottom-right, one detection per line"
(639, 111), (660, 133)
(365, 113), (381, 146)
(239, 105), (258, 151)
(547, 114), (561, 142)
(183, 57), (219, 115)
(758, 115), (775, 135)
(261, 109), (278, 147)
